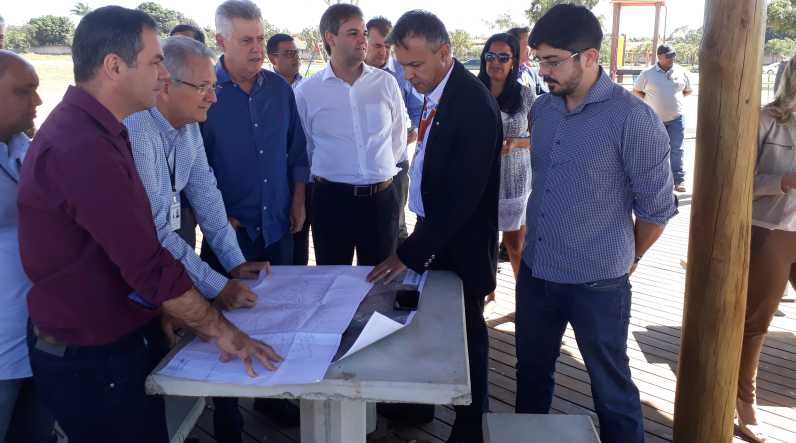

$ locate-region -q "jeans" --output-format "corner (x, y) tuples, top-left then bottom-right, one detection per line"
(514, 262), (643, 443)
(665, 115), (685, 185)
(27, 320), (169, 443)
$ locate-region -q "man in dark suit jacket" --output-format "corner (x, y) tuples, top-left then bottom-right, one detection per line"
(368, 10), (502, 443)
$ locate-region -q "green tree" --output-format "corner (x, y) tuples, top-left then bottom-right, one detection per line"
(71, 2), (92, 17)
(525, 0), (600, 25)
(299, 27), (324, 61)
(767, 0), (796, 40)
(262, 20), (286, 41)
(136, 2), (192, 36)
(28, 15), (75, 46)
(449, 29), (473, 59)
(5, 25), (34, 52)
(766, 38), (796, 59)
(483, 11), (525, 32)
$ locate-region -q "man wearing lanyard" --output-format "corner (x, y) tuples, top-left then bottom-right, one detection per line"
(295, 4), (407, 266)
(124, 36), (267, 314)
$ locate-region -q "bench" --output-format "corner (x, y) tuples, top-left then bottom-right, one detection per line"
(483, 413), (600, 443)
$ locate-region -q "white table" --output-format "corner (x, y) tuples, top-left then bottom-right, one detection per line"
(147, 270), (471, 443)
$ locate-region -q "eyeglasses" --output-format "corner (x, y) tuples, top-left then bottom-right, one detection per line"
(272, 49), (300, 58)
(534, 52), (580, 70)
(485, 52), (512, 64)
(172, 78), (217, 96)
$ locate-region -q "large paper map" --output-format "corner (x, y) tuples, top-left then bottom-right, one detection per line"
(158, 266), (374, 386)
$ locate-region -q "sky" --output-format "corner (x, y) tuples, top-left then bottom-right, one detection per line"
(1, 0), (705, 38)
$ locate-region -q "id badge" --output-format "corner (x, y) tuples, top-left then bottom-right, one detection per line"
(169, 194), (181, 231)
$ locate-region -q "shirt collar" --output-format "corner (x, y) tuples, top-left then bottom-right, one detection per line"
(550, 67), (614, 115)
(148, 106), (181, 138)
(655, 63), (675, 73)
(426, 62), (455, 108)
(216, 55), (265, 88)
(63, 85), (127, 137)
(0, 132), (30, 166)
(320, 62), (375, 82)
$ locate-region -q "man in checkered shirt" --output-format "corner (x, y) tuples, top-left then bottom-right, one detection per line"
(515, 6), (677, 443)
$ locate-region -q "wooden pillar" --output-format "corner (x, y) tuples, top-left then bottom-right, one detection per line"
(672, 0), (765, 442)
(652, 3), (662, 64)
(609, 2), (621, 80)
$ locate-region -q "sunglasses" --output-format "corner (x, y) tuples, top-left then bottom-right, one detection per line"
(485, 52), (512, 64)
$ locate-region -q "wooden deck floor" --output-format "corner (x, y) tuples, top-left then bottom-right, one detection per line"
(187, 201), (796, 443)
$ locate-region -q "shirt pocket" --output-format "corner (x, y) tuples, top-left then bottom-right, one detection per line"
(365, 104), (390, 134)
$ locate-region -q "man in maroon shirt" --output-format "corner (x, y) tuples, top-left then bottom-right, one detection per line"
(16, 7), (282, 442)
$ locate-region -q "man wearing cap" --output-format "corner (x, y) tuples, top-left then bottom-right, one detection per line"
(634, 44), (692, 193)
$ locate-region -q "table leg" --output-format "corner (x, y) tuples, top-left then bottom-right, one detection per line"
(300, 399), (366, 443)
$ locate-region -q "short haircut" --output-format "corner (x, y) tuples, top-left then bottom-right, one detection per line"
(319, 3), (363, 56)
(162, 35), (215, 83)
(366, 17), (392, 38)
(0, 15), (6, 30)
(72, 6), (157, 83)
(267, 33), (294, 55)
(506, 26), (530, 42)
(170, 23), (206, 44)
(386, 10), (450, 50)
(528, 4), (602, 53)
(215, 0), (262, 39)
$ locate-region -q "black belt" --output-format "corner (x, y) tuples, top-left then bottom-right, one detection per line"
(314, 176), (393, 197)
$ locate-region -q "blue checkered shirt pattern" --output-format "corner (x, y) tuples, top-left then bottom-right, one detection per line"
(523, 70), (677, 283)
(124, 108), (245, 298)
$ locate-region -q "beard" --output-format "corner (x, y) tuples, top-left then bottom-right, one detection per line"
(545, 63), (583, 97)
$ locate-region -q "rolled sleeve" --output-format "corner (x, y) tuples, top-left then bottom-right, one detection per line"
(622, 104), (678, 225)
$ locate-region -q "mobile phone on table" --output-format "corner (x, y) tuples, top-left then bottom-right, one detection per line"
(394, 289), (420, 311)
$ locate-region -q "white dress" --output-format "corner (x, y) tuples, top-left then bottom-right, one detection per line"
(499, 86), (536, 231)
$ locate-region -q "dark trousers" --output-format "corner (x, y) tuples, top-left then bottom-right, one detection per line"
(311, 181), (398, 266)
(514, 261), (643, 443)
(395, 161), (410, 243)
(178, 202), (197, 250)
(27, 320), (170, 443)
(0, 377), (55, 443)
(201, 230), (294, 443)
(292, 183), (314, 265)
(381, 218), (490, 442)
(450, 290), (489, 441)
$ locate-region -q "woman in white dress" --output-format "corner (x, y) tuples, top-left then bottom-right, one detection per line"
(477, 33), (536, 291)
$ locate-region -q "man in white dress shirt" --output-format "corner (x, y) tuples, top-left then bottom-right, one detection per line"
(295, 3), (407, 265)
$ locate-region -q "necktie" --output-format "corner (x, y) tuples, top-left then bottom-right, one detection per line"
(418, 99), (437, 143)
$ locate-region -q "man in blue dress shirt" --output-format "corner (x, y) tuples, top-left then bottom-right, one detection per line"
(200, 1), (309, 438)
(0, 50), (53, 443)
(515, 6), (677, 443)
